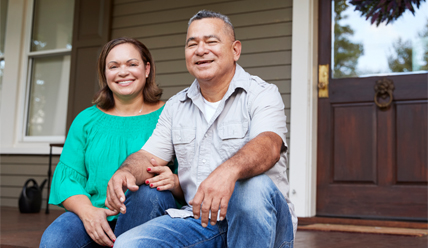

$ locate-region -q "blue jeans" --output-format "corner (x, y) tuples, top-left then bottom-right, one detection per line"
(39, 185), (175, 248)
(114, 174), (294, 248)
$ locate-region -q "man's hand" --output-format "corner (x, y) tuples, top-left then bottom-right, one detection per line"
(80, 206), (117, 247)
(105, 169), (139, 214)
(188, 132), (282, 228)
(189, 166), (238, 227)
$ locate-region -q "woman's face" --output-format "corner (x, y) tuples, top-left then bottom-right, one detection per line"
(105, 43), (150, 100)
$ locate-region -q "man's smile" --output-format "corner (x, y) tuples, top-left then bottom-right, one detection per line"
(195, 60), (214, 65)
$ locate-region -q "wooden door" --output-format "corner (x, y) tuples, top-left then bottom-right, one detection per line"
(317, 0), (428, 220)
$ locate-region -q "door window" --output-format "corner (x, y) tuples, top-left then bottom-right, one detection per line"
(332, 0), (428, 78)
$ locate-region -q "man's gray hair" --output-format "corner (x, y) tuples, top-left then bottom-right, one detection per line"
(188, 10), (235, 40)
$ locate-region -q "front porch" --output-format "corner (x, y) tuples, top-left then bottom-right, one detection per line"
(1, 206), (427, 248)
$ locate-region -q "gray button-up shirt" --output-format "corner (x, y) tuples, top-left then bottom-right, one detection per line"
(143, 64), (296, 230)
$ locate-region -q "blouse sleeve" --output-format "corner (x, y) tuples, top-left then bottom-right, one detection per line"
(48, 112), (91, 208)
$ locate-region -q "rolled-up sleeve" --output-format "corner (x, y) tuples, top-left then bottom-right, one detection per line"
(248, 78), (288, 149)
(142, 99), (175, 162)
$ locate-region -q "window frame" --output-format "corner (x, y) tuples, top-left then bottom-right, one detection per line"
(22, 0), (73, 142)
(23, 49), (71, 142)
(0, 0), (8, 97)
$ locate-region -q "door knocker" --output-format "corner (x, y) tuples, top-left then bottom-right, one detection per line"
(374, 78), (394, 109)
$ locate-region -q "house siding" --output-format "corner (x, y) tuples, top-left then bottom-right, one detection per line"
(0, 155), (62, 210)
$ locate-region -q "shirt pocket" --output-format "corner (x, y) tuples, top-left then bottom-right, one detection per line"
(172, 128), (196, 170)
(217, 121), (249, 160)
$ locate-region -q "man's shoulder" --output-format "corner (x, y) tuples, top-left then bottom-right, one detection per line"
(244, 75), (279, 97)
(163, 87), (192, 113)
(236, 65), (278, 93)
(167, 87), (190, 103)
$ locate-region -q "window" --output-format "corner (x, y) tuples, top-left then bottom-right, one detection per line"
(24, 0), (74, 139)
(0, 0), (8, 106)
(332, 0), (428, 78)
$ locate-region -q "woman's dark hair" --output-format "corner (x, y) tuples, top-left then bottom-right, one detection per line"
(93, 37), (162, 109)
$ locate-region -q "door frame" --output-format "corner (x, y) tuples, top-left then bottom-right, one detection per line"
(289, 0), (319, 217)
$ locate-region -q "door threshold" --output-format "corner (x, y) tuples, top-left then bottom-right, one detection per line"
(298, 223), (428, 237)
(298, 216), (428, 230)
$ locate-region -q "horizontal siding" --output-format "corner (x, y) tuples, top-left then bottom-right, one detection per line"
(113, 0), (291, 18)
(111, 0), (292, 108)
(0, 154), (60, 210)
(150, 36), (292, 62)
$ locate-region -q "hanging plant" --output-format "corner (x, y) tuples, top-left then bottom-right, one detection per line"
(349, 0), (426, 26)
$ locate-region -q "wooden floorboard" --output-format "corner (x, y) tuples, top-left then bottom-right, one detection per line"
(1, 206), (427, 247)
(1, 207), (64, 248)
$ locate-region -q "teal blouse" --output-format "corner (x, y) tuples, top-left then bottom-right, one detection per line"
(49, 105), (168, 221)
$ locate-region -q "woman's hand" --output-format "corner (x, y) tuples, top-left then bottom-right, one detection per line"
(145, 158), (184, 199)
(80, 206), (117, 247)
(145, 158), (178, 191)
(63, 195), (117, 247)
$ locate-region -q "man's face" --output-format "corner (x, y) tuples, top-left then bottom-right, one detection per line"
(185, 18), (241, 85)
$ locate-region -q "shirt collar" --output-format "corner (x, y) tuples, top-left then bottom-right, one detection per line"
(179, 64), (250, 102)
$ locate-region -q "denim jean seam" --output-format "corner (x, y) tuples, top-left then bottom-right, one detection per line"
(81, 239), (96, 248)
(183, 229), (227, 248)
(278, 240), (294, 248)
(271, 188), (294, 248)
(269, 195), (278, 248)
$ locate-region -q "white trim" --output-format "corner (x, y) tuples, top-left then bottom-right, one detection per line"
(28, 48), (72, 57)
(289, 0), (319, 217)
(17, 0), (34, 143)
(1, 146), (63, 155)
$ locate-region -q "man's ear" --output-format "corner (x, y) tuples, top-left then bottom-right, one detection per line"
(232, 40), (242, 62)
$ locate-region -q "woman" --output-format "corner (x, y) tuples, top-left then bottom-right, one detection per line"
(40, 38), (182, 248)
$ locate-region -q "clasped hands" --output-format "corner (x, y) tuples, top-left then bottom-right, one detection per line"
(105, 158), (179, 214)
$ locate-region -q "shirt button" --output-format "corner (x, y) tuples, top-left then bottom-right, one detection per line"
(202, 159), (206, 164)
(204, 134), (208, 138)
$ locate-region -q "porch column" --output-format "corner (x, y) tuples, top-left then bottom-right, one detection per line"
(289, 0), (318, 217)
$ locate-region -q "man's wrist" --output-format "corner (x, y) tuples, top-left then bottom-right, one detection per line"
(218, 161), (240, 182)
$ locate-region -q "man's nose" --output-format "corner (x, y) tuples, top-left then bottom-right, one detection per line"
(195, 42), (208, 56)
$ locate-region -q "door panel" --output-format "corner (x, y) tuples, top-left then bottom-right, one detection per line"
(396, 101), (428, 183)
(317, 0), (428, 220)
(332, 104), (377, 183)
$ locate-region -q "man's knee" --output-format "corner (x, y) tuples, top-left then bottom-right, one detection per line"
(229, 174), (278, 215)
(233, 175), (277, 201)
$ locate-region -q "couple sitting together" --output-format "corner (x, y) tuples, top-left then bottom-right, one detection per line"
(40, 10), (297, 248)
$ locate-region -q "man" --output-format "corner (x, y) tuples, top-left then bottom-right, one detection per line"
(107, 10), (297, 247)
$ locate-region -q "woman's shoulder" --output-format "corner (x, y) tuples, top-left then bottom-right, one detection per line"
(73, 105), (102, 123)
(68, 105), (106, 131)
